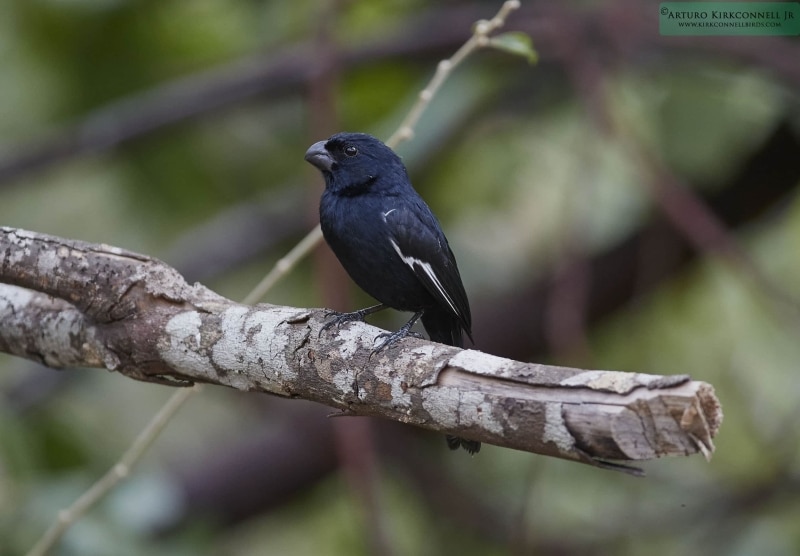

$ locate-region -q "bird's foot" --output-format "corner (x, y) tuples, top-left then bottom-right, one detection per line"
(320, 311), (364, 335)
(372, 329), (411, 353)
(371, 329), (423, 352)
(319, 304), (386, 337)
(371, 310), (424, 353)
(446, 435), (481, 455)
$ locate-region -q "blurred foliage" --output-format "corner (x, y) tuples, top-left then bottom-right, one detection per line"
(1, 0), (800, 555)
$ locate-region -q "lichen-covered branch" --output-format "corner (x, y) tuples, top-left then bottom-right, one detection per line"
(0, 227), (722, 472)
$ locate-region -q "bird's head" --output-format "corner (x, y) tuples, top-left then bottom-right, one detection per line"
(304, 132), (409, 196)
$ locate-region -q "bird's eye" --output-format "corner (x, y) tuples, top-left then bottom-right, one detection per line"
(344, 145), (358, 157)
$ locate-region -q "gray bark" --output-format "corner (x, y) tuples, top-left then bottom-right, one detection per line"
(0, 227), (722, 474)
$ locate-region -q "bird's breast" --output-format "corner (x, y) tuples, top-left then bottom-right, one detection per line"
(319, 195), (433, 311)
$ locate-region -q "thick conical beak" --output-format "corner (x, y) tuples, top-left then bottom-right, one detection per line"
(304, 140), (334, 172)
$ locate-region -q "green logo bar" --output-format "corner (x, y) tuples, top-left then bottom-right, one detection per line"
(660, 2), (800, 35)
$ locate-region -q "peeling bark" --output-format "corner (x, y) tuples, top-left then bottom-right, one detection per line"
(0, 227), (722, 473)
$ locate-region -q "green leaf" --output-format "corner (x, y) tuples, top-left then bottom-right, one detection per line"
(487, 32), (538, 64)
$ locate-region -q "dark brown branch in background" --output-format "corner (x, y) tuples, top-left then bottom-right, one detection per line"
(2, 1), (799, 186)
(474, 120), (800, 361)
(306, 4), (393, 556)
(563, 35), (800, 322)
(163, 401), (338, 529)
(157, 411), (509, 541)
(164, 186), (308, 283)
(0, 6), (481, 185)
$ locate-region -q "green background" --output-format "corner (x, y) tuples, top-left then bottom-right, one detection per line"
(1, 1), (800, 555)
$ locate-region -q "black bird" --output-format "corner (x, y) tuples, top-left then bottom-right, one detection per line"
(305, 132), (480, 455)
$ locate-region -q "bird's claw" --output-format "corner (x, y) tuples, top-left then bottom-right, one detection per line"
(319, 310), (366, 337)
(372, 330), (405, 353)
(370, 310), (425, 354)
(372, 328), (421, 353)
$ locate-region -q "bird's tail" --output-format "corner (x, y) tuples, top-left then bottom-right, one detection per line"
(421, 308), (481, 455)
(421, 308), (465, 348)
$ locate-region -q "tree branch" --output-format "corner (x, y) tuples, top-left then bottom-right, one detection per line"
(0, 227), (722, 474)
(4, 2), (797, 188)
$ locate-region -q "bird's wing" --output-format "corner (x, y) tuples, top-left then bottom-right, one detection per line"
(384, 202), (471, 332)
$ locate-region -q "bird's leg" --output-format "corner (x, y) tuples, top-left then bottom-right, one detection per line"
(320, 303), (388, 336)
(372, 310), (424, 353)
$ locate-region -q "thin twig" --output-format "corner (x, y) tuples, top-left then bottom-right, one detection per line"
(242, 224), (325, 306)
(386, 0), (521, 149)
(25, 385), (202, 556)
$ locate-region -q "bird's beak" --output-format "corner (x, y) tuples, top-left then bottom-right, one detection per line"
(304, 141), (335, 172)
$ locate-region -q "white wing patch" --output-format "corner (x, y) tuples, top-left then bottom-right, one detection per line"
(381, 208), (397, 222)
(390, 239), (458, 316)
